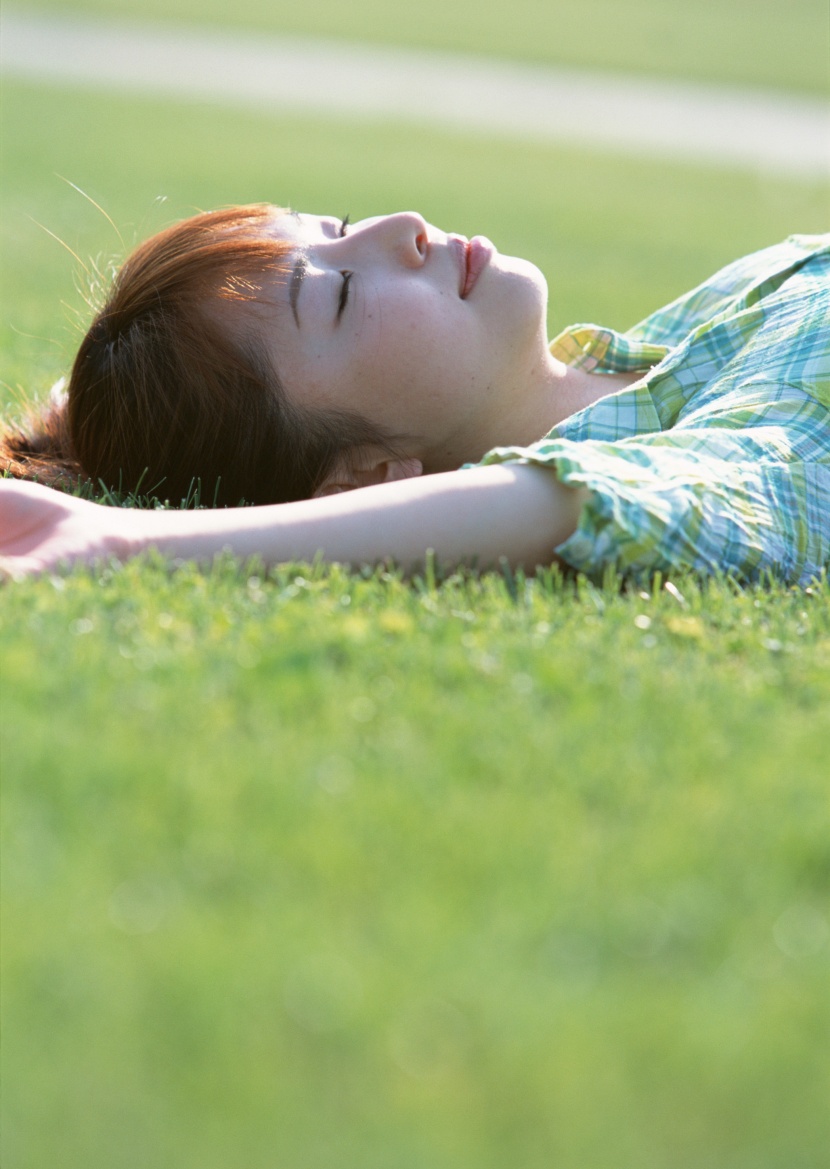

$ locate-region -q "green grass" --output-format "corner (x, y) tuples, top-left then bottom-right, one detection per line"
(3, 563), (830, 1169)
(19, 0), (830, 96)
(2, 74), (830, 1169)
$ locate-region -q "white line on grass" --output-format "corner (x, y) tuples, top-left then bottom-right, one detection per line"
(2, 9), (828, 177)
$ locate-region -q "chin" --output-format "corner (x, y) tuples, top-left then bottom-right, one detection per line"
(501, 257), (548, 335)
(499, 254), (546, 303)
(497, 251), (544, 282)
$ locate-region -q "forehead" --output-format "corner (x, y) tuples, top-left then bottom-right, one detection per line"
(269, 207), (301, 238)
(265, 209), (331, 245)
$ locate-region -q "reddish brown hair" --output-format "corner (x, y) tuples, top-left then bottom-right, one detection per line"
(1, 204), (399, 505)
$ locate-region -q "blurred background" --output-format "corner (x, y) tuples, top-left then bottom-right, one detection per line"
(1, 0), (828, 415)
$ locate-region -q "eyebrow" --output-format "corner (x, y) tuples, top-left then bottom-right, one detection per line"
(289, 252), (307, 327)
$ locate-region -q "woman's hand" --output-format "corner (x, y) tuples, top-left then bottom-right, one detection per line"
(0, 480), (139, 578)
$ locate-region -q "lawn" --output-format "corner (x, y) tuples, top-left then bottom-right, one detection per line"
(3, 561), (830, 1169)
(2, 52), (830, 1169)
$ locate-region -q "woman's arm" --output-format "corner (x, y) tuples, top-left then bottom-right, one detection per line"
(0, 466), (587, 576)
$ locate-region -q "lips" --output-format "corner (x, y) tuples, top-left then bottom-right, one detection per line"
(449, 233), (495, 298)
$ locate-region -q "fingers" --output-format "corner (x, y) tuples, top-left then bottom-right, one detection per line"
(0, 554), (45, 581)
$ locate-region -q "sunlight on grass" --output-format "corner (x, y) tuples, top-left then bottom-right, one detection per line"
(3, 563), (829, 1168)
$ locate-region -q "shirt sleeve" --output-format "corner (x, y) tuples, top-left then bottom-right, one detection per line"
(475, 389), (830, 585)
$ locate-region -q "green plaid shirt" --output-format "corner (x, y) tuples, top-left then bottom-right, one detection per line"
(477, 234), (830, 584)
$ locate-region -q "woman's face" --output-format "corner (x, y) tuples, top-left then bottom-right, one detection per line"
(257, 209), (551, 472)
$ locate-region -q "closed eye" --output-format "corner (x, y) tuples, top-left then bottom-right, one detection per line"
(338, 214), (350, 237)
(337, 270), (353, 319)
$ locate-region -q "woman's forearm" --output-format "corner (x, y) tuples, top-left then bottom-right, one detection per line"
(138, 464), (586, 571)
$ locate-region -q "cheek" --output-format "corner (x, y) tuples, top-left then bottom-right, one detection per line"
(360, 311), (438, 389)
(357, 292), (483, 414)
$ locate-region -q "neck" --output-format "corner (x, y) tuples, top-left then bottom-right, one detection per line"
(544, 355), (638, 425)
(491, 351), (638, 449)
(421, 351), (641, 475)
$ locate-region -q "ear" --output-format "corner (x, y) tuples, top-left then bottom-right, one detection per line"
(313, 455), (423, 498)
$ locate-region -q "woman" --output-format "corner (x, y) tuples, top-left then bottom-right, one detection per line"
(1, 206), (828, 581)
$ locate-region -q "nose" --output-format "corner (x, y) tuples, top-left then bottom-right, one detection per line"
(345, 211), (428, 267)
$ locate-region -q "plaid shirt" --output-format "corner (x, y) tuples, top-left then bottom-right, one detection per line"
(476, 234), (830, 584)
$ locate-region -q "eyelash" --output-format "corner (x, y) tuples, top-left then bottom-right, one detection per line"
(337, 216), (352, 318)
(337, 271), (353, 319)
